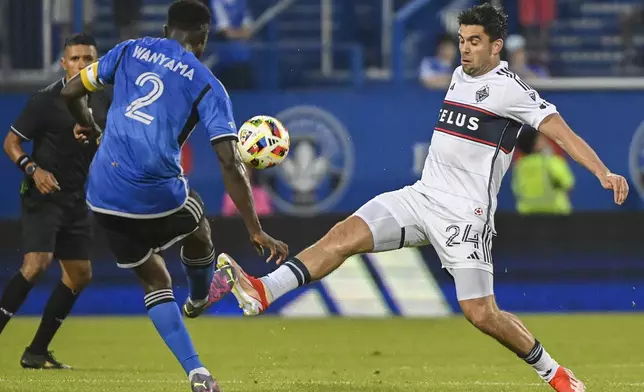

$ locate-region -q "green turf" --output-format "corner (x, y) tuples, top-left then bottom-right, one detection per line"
(0, 314), (642, 391)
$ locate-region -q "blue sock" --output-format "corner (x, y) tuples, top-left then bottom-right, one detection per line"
(181, 247), (216, 302)
(145, 289), (204, 375)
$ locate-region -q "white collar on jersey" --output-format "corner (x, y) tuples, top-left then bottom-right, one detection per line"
(459, 60), (509, 80)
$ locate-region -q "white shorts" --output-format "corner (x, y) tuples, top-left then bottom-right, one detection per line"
(353, 186), (496, 300)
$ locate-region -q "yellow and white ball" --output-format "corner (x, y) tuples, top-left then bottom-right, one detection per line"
(237, 115), (290, 169)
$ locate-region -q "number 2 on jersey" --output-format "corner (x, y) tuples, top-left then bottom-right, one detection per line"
(125, 72), (164, 125)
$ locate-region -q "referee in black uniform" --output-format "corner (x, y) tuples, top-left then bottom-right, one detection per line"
(0, 34), (110, 369)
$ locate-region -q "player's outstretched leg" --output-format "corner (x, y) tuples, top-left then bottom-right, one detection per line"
(181, 210), (234, 319)
(216, 215), (374, 315)
(134, 253), (221, 392)
(21, 259), (91, 370)
(455, 269), (584, 392)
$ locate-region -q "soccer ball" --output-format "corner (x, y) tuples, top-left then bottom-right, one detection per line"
(237, 115), (290, 169)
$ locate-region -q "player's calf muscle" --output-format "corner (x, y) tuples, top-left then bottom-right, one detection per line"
(299, 216), (374, 280)
(460, 296), (535, 355)
(134, 254), (172, 294)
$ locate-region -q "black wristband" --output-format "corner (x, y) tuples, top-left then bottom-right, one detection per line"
(16, 154), (32, 173)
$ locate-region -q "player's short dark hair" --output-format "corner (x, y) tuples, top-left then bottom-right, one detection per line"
(64, 33), (97, 49)
(516, 128), (538, 154)
(167, 0), (212, 31)
(457, 3), (508, 42)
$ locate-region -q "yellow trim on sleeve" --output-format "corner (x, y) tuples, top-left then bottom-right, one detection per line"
(80, 62), (100, 92)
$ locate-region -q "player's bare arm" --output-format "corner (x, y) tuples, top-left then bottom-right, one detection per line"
(538, 113), (629, 204)
(213, 140), (289, 263)
(3, 132), (59, 194)
(60, 73), (102, 143)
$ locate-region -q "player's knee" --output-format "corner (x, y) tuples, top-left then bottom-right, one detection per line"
(21, 253), (53, 281)
(64, 261), (92, 290)
(181, 220), (215, 265)
(461, 298), (499, 331)
(135, 254), (173, 293)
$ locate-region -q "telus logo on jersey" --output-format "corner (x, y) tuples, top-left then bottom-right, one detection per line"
(260, 106), (354, 216)
(438, 108), (480, 131)
(433, 100), (522, 154)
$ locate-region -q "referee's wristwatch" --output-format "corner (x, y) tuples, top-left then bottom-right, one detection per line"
(25, 163), (38, 176)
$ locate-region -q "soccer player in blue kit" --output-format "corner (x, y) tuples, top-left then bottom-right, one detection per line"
(60, 1), (288, 391)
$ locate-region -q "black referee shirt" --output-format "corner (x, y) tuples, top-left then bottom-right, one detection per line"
(10, 78), (111, 195)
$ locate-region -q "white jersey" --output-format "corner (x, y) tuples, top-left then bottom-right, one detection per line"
(412, 61), (558, 229)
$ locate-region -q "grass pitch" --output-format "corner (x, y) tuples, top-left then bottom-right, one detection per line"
(0, 314), (642, 391)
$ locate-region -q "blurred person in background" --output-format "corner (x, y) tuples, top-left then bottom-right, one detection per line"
(419, 33), (457, 90)
(619, 3), (644, 76)
(519, 0), (556, 65)
(512, 128), (574, 215)
(222, 163), (273, 216)
(211, 0), (255, 90)
(113, 0), (143, 42)
(0, 34), (110, 370)
(52, 0), (94, 67)
(505, 34), (549, 80)
(0, 0), (9, 71)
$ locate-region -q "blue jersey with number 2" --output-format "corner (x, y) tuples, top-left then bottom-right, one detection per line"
(79, 37), (237, 218)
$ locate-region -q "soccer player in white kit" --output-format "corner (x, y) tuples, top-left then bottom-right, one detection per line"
(215, 4), (628, 391)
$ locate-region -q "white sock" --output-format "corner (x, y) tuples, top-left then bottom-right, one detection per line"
(260, 265), (300, 302)
(188, 367), (210, 381)
(523, 340), (559, 382)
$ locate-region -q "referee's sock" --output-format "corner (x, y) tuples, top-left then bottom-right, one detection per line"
(0, 271), (34, 334)
(145, 289), (204, 375)
(28, 281), (81, 354)
(180, 246), (216, 304)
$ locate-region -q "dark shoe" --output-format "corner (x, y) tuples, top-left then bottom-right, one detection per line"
(190, 371), (221, 392)
(20, 348), (72, 370)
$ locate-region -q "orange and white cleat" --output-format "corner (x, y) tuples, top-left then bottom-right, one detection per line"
(549, 367), (586, 392)
(216, 253), (270, 316)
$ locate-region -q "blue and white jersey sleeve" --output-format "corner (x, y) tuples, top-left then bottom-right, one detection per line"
(197, 82), (238, 143)
(81, 39), (135, 91)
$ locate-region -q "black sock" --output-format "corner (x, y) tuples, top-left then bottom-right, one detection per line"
(0, 271), (34, 333)
(28, 282), (80, 354)
(520, 339), (543, 364)
(284, 257), (312, 287)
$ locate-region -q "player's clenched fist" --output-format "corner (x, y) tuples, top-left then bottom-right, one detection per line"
(73, 123), (102, 145)
(599, 171), (629, 205)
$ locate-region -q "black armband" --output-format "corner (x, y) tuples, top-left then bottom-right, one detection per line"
(16, 154), (32, 173)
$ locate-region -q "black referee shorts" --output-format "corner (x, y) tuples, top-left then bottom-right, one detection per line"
(94, 189), (205, 268)
(21, 191), (92, 260)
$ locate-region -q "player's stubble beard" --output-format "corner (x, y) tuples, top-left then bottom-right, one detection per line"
(462, 56), (500, 78)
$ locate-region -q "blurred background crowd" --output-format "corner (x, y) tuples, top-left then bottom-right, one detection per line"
(1, 0), (643, 89)
(0, 0), (643, 219)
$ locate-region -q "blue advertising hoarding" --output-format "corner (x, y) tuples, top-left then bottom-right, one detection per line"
(0, 85), (641, 219)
